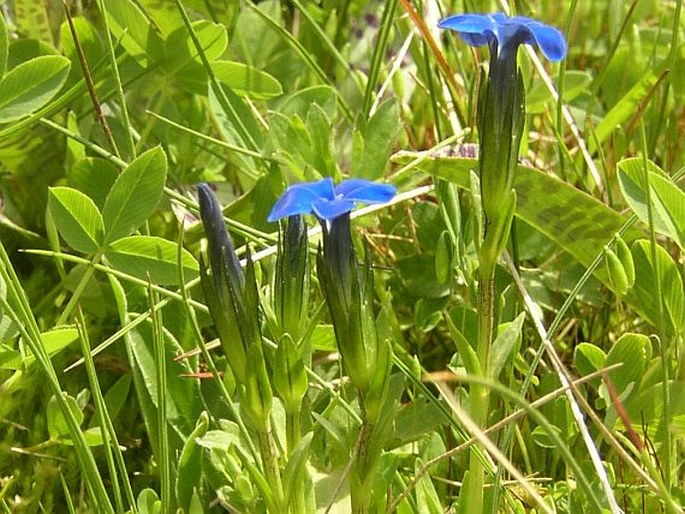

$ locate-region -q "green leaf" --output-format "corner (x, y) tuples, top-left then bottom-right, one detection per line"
(35, 327), (80, 366)
(617, 158), (685, 250)
(60, 17), (104, 84)
(105, 235), (199, 285)
(604, 333), (651, 399)
(128, 321), (202, 438)
(588, 65), (663, 155)
(531, 424), (562, 449)
(175, 60), (283, 99)
(489, 313), (525, 379)
(0, 55), (70, 123)
(0, 13), (8, 79)
(415, 457), (443, 514)
(445, 311), (480, 376)
(138, 0), (184, 35)
(68, 157), (119, 209)
(48, 187), (105, 254)
(630, 240), (685, 337)
(14, 0), (53, 45)
(394, 153), (643, 286)
(2, 327), (80, 370)
(310, 324), (336, 351)
(176, 412), (209, 513)
(527, 70), (591, 114)
(351, 100), (401, 180)
(625, 381), (685, 443)
(573, 343), (606, 389)
(163, 20), (228, 74)
(103, 0), (164, 67)
(47, 393), (84, 440)
(94, 374), (132, 426)
(282, 432), (314, 508)
(136, 488), (161, 514)
(102, 147), (167, 243)
(209, 81), (264, 154)
(268, 85), (337, 120)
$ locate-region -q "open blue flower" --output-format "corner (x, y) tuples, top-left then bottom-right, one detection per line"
(268, 177), (396, 222)
(438, 12), (566, 62)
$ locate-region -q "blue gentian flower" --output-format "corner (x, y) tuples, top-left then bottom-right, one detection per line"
(438, 12), (567, 62)
(268, 177), (396, 223)
(439, 13), (567, 276)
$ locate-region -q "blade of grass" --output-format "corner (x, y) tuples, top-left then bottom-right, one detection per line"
(75, 307), (137, 513)
(59, 474), (77, 514)
(361, 0), (398, 118)
(389, 366), (619, 513)
(174, 0), (260, 152)
(95, 0), (136, 159)
(649, 0), (682, 158)
(148, 279), (171, 510)
(0, 242), (115, 513)
(397, 0), (465, 126)
(290, 0), (364, 95)
(146, 110), (279, 161)
(640, 120), (671, 495)
(433, 380), (554, 514)
(504, 251), (623, 514)
(74, 308), (125, 514)
(244, 0), (353, 122)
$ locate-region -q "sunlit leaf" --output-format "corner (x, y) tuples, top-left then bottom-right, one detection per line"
(102, 147), (167, 243)
(604, 333), (651, 398)
(392, 152), (643, 284)
(618, 157), (685, 250)
(630, 240), (685, 337)
(105, 235), (199, 285)
(103, 0), (164, 66)
(0, 55), (70, 123)
(48, 187), (104, 254)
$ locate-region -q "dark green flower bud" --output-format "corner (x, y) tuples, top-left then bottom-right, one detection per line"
(198, 183), (264, 387)
(275, 215), (310, 342)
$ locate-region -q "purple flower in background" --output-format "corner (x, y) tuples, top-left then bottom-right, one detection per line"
(268, 177), (396, 223)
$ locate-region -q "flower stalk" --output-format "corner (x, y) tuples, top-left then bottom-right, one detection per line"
(439, 12), (566, 513)
(269, 177), (395, 513)
(197, 183), (284, 511)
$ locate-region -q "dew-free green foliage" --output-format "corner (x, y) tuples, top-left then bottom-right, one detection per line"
(0, 0), (683, 513)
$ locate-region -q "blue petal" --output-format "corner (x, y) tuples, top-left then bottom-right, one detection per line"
(522, 20), (567, 61)
(439, 12), (566, 62)
(335, 179), (397, 204)
(438, 14), (495, 47)
(268, 177), (335, 222)
(312, 198), (356, 220)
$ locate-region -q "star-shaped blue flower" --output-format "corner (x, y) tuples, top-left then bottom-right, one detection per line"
(438, 12), (567, 62)
(268, 177), (396, 222)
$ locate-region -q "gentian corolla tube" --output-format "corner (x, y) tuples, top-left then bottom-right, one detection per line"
(268, 177), (396, 222)
(438, 12), (567, 62)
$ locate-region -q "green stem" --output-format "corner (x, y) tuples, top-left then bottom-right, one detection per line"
(258, 428), (284, 512)
(350, 421), (375, 514)
(56, 251), (103, 325)
(286, 409), (306, 514)
(467, 268), (495, 514)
